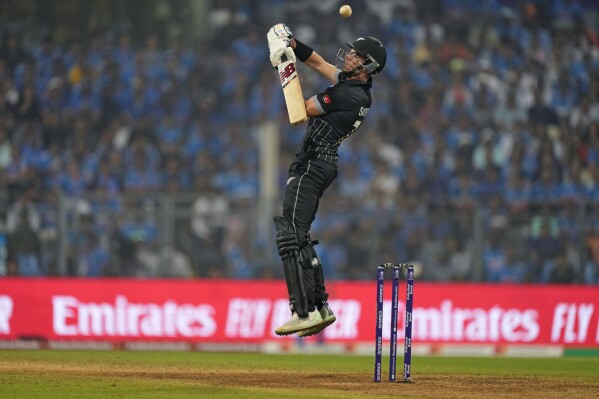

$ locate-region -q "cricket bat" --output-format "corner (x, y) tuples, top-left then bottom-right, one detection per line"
(277, 58), (308, 125)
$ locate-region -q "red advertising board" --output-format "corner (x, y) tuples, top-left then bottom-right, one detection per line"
(0, 278), (598, 347)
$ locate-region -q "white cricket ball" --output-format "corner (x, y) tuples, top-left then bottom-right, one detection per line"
(339, 5), (352, 18)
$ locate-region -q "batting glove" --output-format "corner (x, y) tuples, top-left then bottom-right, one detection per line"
(267, 23), (293, 47)
(269, 39), (296, 67)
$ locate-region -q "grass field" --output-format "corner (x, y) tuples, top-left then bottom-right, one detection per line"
(1, 350), (598, 398)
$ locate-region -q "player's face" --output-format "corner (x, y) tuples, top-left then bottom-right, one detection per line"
(337, 48), (368, 73)
(345, 50), (365, 68)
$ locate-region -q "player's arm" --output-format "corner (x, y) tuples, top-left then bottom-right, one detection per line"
(302, 51), (337, 83)
(305, 96), (325, 117)
(267, 24), (337, 83)
(292, 40), (337, 84)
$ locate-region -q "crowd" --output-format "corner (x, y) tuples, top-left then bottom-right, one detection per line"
(0, 0), (598, 283)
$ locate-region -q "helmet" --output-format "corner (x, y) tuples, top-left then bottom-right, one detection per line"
(345, 36), (387, 75)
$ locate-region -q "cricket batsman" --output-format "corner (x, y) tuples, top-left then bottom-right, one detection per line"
(267, 23), (387, 337)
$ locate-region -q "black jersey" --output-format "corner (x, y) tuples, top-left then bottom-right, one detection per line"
(297, 71), (372, 166)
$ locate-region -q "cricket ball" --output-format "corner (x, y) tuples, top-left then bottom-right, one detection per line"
(339, 5), (352, 18)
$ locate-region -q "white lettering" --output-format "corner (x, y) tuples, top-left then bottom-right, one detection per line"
(384, 300), (409, 340)
(565, 304), (577, 342)
(163, 301), (178, 337)
(551, 303), (568, 342)
(0, 295), (14, 334)
(413, 301), (540, 343)
(440, 300), (453, 340)
(464, 309), (487, 341)
(453, 308), (470, 340)
(382, 301), (391, 339)
(488, 306), (502, 341)
(78, 303), (115, 336)
(270, 299), (292, 338)
(52, 295), (79, 336)
(521, 310), (540, 342)
(127, 303), (144, 335)
(177, 304), (216, 337)
(501, 309), (521, 341)
(225, 299), (271, 338)
(550, 303), (594, 343)
(115, 295), (127, 335)
(140, 304), (162, 336)
(176, 305), (195, 337)
(194, 305), (217, 337)
(415, 307), (441, 340)
(577, 304), (594, 342)
(51, 295), (216, 338)
(325, 300), (360, 339)
(175, 305), (193, 337)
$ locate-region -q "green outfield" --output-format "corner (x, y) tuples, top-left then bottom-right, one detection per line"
(1, 350), (598, 398)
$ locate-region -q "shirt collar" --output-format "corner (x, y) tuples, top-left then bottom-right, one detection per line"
(339, 72), (373, 88)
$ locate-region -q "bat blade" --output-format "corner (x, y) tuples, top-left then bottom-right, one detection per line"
(277, 60), (308, 125)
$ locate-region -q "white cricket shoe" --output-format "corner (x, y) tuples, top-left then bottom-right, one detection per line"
(297, 303), (336, 338)
(275, 310), (323, 336)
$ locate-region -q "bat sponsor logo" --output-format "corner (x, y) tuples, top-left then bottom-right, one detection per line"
(279, 62), (297, 88)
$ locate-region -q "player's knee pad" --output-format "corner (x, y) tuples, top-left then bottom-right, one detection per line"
(273, 216), (309, 317)
(301, 237), (328, 307)
(299, 235), (320, 268)
(274, 217), (299, 259)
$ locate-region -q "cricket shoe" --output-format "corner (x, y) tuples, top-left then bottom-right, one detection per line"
(297, 303), (336, 338)
(275, 310), (323, 336)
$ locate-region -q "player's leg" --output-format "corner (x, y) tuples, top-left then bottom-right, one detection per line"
(273, 215), (323, 335)
(280, 159), (337, 335)
(299, 237), (328, 311)
(297, 241), (336, 338)
(273, 215), (309, 319)
(282, 160), (325, 313)
(273, 160), (325, 335)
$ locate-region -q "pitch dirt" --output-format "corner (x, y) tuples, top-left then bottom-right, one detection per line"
(2, 360), (598, 399)
(198, 370), (598, 399)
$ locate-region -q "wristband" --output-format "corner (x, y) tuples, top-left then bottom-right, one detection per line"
(292, 39), (313, 62)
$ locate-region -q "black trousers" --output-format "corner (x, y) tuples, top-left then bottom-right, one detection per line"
(282, 155), (337, 308)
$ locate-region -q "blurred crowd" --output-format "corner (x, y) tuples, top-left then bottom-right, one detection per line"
(0, 0), (598, 284)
